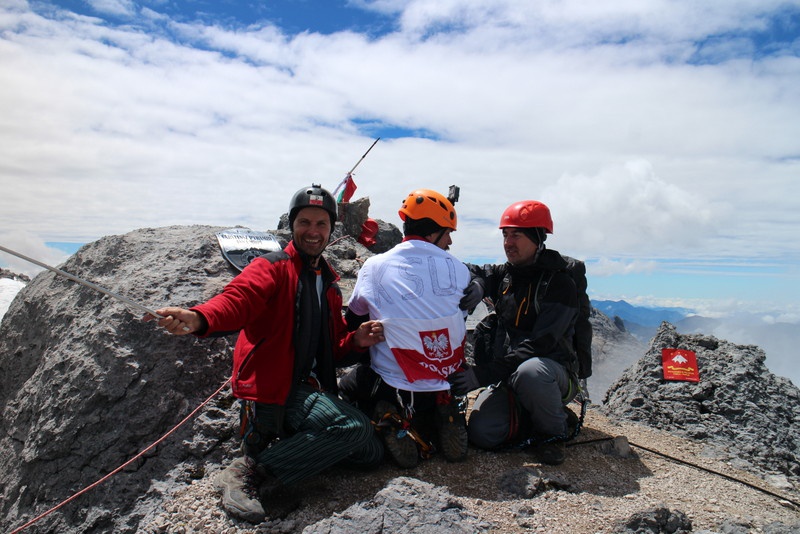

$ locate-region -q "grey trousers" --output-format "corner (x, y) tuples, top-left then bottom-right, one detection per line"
(468, 357), (574, 449)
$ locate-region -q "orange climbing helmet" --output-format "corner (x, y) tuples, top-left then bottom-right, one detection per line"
(398, 189), (457, 230)
(499, 200), (553, 234)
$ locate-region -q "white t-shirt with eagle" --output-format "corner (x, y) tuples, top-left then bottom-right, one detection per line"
(348, 238), (470, 392)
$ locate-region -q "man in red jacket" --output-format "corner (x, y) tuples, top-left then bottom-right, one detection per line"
(151, 184), (385, 523)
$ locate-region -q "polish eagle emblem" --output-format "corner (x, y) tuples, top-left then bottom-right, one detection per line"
(420, 329), (451, 362)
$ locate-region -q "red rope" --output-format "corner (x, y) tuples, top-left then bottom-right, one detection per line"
(328, 235), (350, 246)
(10, 377), (232, 534)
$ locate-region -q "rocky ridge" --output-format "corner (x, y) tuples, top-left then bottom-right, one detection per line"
(0, 268), (31, 283)
(0, 211), (798, 533)
(603, 323), (799, 488)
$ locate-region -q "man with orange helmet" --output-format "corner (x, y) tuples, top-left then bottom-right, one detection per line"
(447, 200), (583, 466)
(339, 188), (476, 468)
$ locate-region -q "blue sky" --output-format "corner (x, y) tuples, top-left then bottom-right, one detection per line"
(1, 0), (800, 324)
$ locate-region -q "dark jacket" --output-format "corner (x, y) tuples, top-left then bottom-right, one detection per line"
(192, 240), (364, 405)
(468, 248), (579, 385)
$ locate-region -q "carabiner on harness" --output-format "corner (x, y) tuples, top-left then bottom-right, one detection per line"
(373, 411), (435, 459)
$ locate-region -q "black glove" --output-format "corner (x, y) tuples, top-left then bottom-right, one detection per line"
(459, 279), (484, 312)
(447, 364), (481, 396)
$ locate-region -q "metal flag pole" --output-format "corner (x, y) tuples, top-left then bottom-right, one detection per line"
(332, 137), (380, 198)
(347, 137), (380, 176)
(0, 244), (163, 319)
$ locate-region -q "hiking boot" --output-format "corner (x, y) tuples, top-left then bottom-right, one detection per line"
(435, 392), (468, 462)
(215, 457), (266, 523)
(530, 441), (565, 466)
(374, 401), (419, 469)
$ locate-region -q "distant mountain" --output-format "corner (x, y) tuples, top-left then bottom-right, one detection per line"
(590, 299), (691, 327)
(590, 299), (798, 387)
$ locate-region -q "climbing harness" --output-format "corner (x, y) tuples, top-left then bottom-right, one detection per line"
(373, 410), (435, 459)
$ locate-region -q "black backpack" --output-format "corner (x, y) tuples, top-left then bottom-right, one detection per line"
(537, 255), (593, 379)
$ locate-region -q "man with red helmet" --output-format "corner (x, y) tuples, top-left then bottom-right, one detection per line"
(339, 188), (477, 468)
(447, 200), (583, 465)
(150, 184), (386, 522)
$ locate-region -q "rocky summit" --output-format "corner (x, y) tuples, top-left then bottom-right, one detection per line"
(1, 215), (798, 533)
(602, 322), (800, 488)
(0, 210), (404, 533)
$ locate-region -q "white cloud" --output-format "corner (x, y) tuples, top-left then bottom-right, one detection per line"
(0, 1), (799, 311)
(542, 160), (719, 257)
(0, 232), (71, 277)
(85, 0), (137, 18)
(0, 278), (26, 323)
(590, 257), (659, 276)
(369, 0), (788, 54)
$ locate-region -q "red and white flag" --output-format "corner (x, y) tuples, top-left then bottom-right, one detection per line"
(662, 348), (700, 382)
(335, 173), (357, 203)
(381, 312), (466, 383)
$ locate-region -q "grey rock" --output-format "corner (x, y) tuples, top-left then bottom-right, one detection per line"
(0, 268), (30, 282)
(600, 435), (634, 458)
(498, 466), (573, 498)
(336, 197), (371, 240)
(0, 225), (241, 533)
(303, 476), (492, 533)
(716, 519), (754, 534)
(762, 521), (800, 534)
(602, 322), (800, 486)
(613, 505), (692, 533)
(498, 467), (547, 498)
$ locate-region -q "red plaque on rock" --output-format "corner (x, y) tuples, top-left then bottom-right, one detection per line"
(662, 348), (700, 382)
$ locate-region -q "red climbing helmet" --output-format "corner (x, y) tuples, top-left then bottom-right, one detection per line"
(498, 200), (553, 234)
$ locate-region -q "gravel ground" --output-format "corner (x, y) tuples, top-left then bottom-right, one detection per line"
(142, 406), (800, 533)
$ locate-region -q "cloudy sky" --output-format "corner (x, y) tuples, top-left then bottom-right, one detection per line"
(1, 0), (799, 322)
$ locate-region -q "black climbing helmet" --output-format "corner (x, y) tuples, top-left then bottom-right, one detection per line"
(288, 183), (338, 229)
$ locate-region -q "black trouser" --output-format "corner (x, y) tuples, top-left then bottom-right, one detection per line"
(339, 363), (443, 438)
